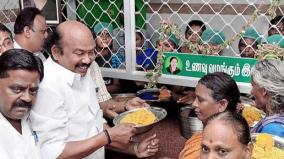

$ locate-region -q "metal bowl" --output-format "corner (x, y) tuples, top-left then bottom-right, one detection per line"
(136, 88), (170, 102)
(251, 133), (284, 149)
(113, 107), (167, 134)
(179, 106), (203, 139)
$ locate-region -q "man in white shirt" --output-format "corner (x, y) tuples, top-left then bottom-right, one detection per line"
(0, 49), (44, 158)
(13, 7), (48, 61)
(30, 21), (159, 159)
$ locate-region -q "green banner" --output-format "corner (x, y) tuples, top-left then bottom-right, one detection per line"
(77, 0), (146, 29)
(162, 52), (258, 83)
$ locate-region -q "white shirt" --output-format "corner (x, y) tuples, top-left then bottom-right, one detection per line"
(13, 41), (47, 62)
(0, 113), (41, 159)
(30, 58), (105, 159)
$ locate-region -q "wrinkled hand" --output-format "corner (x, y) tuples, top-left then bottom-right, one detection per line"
(125, 97), (149, 111)
(177, 90), (196, 104)
(108, 123), (136, 144)
(136, 134), (159, 158)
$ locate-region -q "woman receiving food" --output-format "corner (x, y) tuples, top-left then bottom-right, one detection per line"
(250, 59), (284, 138)
(201, 111), (253, 159)
(179, 72), (240, 159)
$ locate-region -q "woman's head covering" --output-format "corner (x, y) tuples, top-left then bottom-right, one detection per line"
(241, 27), (261, 44)
(201, 29), (226, 45)
(168, 33), (180, 48)
(93, 22), (113, 36)
(266, 34), (284, 48)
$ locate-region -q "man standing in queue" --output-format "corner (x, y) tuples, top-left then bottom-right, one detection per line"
(14, 7), (48, 61)
(30, 21), (159, 159)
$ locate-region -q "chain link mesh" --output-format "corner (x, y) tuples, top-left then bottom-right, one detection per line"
(60, 0), (284, 71)
(0, 0), (284, 91)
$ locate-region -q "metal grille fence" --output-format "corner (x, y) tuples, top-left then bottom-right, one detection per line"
(1, 0), (284, 93)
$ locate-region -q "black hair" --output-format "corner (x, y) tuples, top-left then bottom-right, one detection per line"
(269, 16), (284, 27)
(14, 7), (42, 34)
(185, 20), (206, 39)
(0, 49), (44, 81)
(45, 26), (63, 60)
(268, 16), (284, 36)
(0, 23), (12, 39)
(169, 56), (178, 62)
(198, 72), (240, 112)
(205, 111), (251, 145)
(136, 31), (143, 40)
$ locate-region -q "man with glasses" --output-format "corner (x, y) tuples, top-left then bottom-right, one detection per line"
(0, 23), (13, 54)
(14, 7), (48, 61)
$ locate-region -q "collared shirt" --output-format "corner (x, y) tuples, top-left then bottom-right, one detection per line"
(13, 40), (47, 62)
(89, 61), (112, 103)
(30, 58), (105, 159)
(0, 113), (41, 159)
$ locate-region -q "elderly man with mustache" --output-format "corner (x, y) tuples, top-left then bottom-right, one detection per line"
(30, 21), (159, 159)
(0, 49), (44, 158)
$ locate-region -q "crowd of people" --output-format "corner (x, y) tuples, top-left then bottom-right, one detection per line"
(0, 7), (158, 159)
(76, 15), (284, 103)
(89, 15), (284, 72)
(0, 5), (284, 159)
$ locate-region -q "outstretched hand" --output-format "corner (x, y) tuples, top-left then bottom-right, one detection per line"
(107, 123), (136, 144)
(177, 90), (196, 105)
(135, 134), (159, 158)
(125, 97), (149, 110)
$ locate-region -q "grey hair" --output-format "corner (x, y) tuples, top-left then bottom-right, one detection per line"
(252, 59), (284, 114)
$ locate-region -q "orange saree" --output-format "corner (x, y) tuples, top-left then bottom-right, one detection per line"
(179, 131), (202, 159)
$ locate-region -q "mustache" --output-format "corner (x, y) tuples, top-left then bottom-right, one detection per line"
(76, 63), (91, 68)
(12, 100), (32, 109)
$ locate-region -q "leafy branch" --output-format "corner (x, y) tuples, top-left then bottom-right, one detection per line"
(145, 0), (282, 88)
(145, 20), (181, 88)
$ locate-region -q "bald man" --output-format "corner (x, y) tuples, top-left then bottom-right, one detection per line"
(30, 21), (158, 159)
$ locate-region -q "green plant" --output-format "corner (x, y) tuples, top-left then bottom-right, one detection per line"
(145, 0), (282, 88)
(256, 44), (284, 61)
(145, 21), (181, 88)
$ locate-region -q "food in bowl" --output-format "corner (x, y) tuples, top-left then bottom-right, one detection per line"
(252, 133), (284, 159)
(112, 93), (136, 102)
(158, 89), (171, 100)
(241, 104), (264, 126)
(120, 108), (156, 126)
(114, 107), (167, 134)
